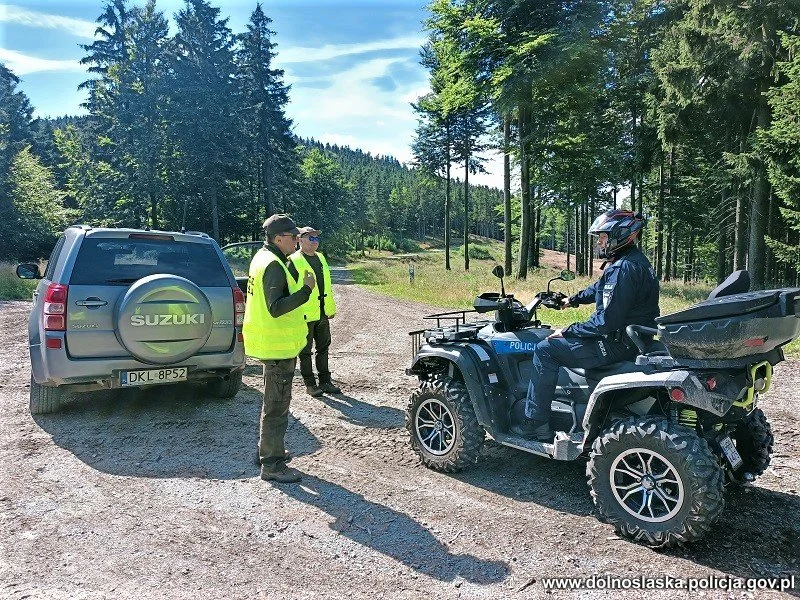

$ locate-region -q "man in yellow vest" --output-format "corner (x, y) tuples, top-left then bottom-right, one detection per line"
(243, 214), (315, 484)
(290, 226), (341, 397)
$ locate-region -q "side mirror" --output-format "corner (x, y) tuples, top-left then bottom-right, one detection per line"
(492, 265), (505, 279)
(16, 263), (41, 280)
(559, 269), (575, 281)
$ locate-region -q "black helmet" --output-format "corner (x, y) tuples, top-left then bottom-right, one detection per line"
(588, 210), (645, 259)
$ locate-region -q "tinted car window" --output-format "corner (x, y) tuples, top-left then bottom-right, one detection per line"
(70, 238), (230, 286)
(44, 235), (66, 280)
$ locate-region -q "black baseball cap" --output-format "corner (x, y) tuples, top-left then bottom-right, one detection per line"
(263, 214), (300, 236)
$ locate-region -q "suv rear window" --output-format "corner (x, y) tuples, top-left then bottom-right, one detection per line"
(70, 237), (230, 286)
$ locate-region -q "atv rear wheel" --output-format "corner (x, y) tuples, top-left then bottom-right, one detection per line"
(587, 416), (725, 547)
(731, 408), (773, 479)
(406, 376), (484, 473)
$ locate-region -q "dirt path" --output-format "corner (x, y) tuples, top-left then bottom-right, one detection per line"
(0, 273), (798, 599)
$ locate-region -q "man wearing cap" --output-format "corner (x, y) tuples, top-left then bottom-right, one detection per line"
(290, 226), (341, 397)
(243, 214), (316, 483)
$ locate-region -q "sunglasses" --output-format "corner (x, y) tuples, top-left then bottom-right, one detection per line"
(278, 233), (299, 241)
(306, 235), (321, 242)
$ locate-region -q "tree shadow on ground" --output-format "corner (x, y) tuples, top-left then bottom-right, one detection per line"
(34, 383), (320, 480)
(315, 391), (405, 429)
(280, 474), (509, 584)
(454, 441), (800, 595)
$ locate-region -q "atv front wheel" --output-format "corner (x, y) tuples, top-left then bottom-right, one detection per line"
(406, 376), (485, 473)
(587, 416), (725, 547)
(732, 408), (773, 478)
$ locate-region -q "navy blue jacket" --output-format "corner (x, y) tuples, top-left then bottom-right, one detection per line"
(564, 245), (659, 339)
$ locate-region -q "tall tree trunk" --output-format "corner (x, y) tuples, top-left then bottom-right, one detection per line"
(149, 191), (158, 230)
(211, 187), (220, 241)
(503, 119), (512, 275)
(575, 203), (582, 276)
(664, 216), (672, 283)
(533, 187), (541, 268)
(684, 227), (695, 283)
(656, 156), (665, 280)
(566, 206), (571, 272)
(671, 230), (679, 280)
(517, 108), (530, 279)
(445, 121), (452, 271)
(464, 144), (470, 272)
(717, 188), (729, 284)
(748, 19), (776, 289)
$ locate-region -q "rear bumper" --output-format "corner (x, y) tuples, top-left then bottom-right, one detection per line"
(30, 336), (246, 390)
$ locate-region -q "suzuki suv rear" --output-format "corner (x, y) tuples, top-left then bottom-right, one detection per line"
(17, 225), (246, 414)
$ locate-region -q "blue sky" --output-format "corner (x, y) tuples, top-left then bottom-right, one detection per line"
(0, 0), (504, 188)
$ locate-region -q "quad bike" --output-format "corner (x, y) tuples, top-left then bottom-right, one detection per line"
(405, 267), (800, 547)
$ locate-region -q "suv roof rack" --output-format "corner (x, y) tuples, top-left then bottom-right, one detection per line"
(183, 231), (210, 238)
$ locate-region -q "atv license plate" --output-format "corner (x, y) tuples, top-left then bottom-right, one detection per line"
(719, 435), (743, 470)
(121, 367), (188, 387)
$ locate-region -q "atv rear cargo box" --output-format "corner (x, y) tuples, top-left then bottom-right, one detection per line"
(656, 288), (800, 360)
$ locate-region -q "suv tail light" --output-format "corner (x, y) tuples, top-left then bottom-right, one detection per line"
(233, 287), (245, 327)
(44, 283), (68, 331)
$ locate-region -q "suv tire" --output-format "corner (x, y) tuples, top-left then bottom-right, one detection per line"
(587, 416), (725, 547)
(30, 375), (66, 414)
(208, 370), (243, 399)
(406, 376), (485, 473)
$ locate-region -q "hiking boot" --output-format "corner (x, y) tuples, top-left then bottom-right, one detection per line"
(254, 450), (292, 467)
(509, 419), (553, 442)
(306, 384), (324, 397)
(319, 381), (341, 394)
(260, 465), (302, 483)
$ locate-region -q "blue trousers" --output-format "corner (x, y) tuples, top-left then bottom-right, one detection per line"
(525, 336), (634, 422)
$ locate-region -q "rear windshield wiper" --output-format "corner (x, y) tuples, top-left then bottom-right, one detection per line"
(105, 277), (139, 284)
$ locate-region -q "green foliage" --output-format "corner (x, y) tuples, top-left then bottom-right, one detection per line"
(6, 146), (70, 259)
(0, 263), (37, 300)
(461, 243), (493, 260)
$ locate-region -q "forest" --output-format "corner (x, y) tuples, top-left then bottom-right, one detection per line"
(1, 0), (799, 289)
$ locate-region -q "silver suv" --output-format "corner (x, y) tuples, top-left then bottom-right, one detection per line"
(17, 225), (246, 414)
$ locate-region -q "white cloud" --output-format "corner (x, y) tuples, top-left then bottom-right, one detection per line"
(0, 4), (97, 39)
(284, 53), (508, 188)
(0, 48), (83, 75)
(279, 35), (425, 64)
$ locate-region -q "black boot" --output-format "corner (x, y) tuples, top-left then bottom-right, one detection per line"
(510, 419), (553, 442)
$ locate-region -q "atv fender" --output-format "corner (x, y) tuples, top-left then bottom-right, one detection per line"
(581, 370), (735, 450)
(407, 344), (504, 433)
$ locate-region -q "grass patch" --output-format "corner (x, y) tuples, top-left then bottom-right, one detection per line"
(0, 263), (37, 300)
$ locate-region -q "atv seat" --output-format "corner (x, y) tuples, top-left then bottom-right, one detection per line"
(566, 361), (647, 381)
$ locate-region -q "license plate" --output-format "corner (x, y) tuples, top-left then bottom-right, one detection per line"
(121, 367), (188, 387)
(719, 435), (743, 470)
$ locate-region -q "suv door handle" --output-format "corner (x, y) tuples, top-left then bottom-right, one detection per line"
(75, 298), (108, 307)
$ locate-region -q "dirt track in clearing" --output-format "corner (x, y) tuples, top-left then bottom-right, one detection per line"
(0, 271), (798, 599)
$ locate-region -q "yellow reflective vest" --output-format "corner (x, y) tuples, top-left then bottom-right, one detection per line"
(242, 248), (307, 359)
(290, 250), (337, 321)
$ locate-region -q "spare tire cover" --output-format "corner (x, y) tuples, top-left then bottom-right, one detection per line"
(116, 274), (213, 365)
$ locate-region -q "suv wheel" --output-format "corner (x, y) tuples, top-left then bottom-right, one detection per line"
(30, 375), (66, 414)
(208, 370), (243, 399)
(587, 416), (725, 547)
(406, 376), (485, 473)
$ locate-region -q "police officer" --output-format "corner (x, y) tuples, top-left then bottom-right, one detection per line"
(290, 226), (341, 397)
(243, 214), (315, 483)
(511, 210), (659, 441)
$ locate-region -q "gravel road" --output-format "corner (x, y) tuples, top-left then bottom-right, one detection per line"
(1, 270), (798, 599)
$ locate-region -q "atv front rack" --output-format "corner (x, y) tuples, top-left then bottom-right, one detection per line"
(409, 309), (484, 361)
